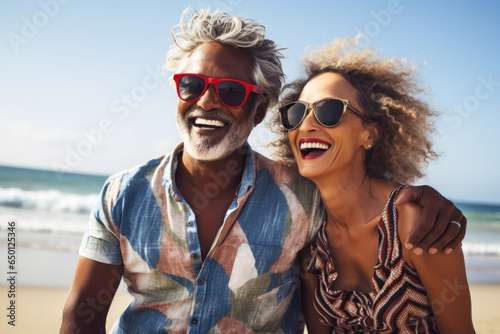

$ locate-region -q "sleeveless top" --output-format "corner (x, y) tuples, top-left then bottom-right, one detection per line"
(307, 186), (439, 333)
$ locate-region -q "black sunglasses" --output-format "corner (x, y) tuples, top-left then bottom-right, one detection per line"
(173, 73), (263, 108)
(279, 98), (368, 130)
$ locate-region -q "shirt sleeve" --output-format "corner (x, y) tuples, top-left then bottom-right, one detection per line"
(79, 174), (123, 265)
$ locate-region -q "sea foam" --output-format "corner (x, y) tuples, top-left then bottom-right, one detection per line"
(0, 187), (97, 214)
(462, 242), (500, 257)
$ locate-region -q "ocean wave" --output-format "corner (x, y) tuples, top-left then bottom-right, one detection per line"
(0, 187), (97, 214)
(463, 242), (500, 257)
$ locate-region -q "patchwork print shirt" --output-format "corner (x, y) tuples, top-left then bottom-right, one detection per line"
(80, 143), (324, 333)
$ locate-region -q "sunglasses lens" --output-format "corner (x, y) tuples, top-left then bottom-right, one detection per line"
(178, 75), (206, 101)
(218, 81), (247, 107)
(281, 103), (307, 129)
(315, 99), (345, 126)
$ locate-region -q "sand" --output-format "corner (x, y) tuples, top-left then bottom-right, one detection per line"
(0, 285), (132, 333)
(0, 283), (497, 333)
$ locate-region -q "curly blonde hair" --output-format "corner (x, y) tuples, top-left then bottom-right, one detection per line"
(268, 37), (439, 184)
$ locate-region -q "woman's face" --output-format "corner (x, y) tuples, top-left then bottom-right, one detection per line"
(287, 72), (371, 181)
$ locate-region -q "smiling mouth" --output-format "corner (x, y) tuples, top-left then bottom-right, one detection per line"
(299, 141), (331, 158)
(192, 117), (226, 129)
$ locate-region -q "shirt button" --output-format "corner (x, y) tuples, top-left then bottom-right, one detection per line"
(187, 221), (193, 226)
(192, 253), (199, 260)
(191, 318), (198, 325)
(198, 279), (205, 285)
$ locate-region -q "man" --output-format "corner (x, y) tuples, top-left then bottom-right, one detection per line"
(61, 8), (466, 334)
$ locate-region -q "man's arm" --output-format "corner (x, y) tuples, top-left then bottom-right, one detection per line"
(395, 185), (467, 255)
(60, 256), (124, 334)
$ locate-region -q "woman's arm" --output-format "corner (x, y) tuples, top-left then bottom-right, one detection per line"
(299, 247), (332, 334)
(399, 204), (475, 334)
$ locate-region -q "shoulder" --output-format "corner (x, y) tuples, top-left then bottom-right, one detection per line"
(253, 150), (300, 185)
(252, 150), (319, 198)
(396, 198), (422, 268)
(102, 154), (168, 203)
(111, 155), (167, 183)
(396, 201), (423, 238)
(112, 154), (167, 184)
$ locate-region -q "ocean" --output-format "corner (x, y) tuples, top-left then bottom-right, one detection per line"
(0, 165), (499, 282)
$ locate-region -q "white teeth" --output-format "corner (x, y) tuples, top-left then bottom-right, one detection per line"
(194, 118), (225, 128)
(300, 142), (330, 150)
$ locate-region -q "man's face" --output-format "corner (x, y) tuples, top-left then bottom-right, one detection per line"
(176, 42), (260, 161)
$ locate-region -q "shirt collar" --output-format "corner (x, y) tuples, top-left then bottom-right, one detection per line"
(162, 142), (256, 201)
(238, 143), (256, 198)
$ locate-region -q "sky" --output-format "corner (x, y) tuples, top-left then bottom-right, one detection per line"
(1, 0), (499, 204)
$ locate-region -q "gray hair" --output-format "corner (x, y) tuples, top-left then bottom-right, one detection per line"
(164, 7), (285, 108)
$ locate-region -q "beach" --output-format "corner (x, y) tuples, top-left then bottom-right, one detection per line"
(1, 166), (500, 332)
(0, 286), (132, 333)
(1, 283), (499, 333)
(0, 246), (133, 333)
(0, 247), (499, 333)
(0, 283), (499, 333)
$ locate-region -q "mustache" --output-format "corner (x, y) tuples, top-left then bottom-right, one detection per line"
(184, 107), (235, 123)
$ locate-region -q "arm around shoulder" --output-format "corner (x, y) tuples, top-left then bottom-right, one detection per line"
(60, 256), (124, 334)
(395, 185), (466, 254)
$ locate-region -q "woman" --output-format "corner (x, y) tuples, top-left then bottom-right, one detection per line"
(270, 38), (475, 333)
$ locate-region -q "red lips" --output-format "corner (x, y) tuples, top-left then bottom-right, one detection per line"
(298, 138), (331, 160)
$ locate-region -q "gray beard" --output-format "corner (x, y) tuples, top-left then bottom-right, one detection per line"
(177, 107), (255, 161)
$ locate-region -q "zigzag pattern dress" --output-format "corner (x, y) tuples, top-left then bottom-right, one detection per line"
(307, 186), (439, 333)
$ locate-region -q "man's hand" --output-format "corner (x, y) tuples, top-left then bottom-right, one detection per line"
(394, 185), (466, 255)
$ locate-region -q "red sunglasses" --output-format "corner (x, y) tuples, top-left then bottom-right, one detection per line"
(173, 73), (263, 108)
